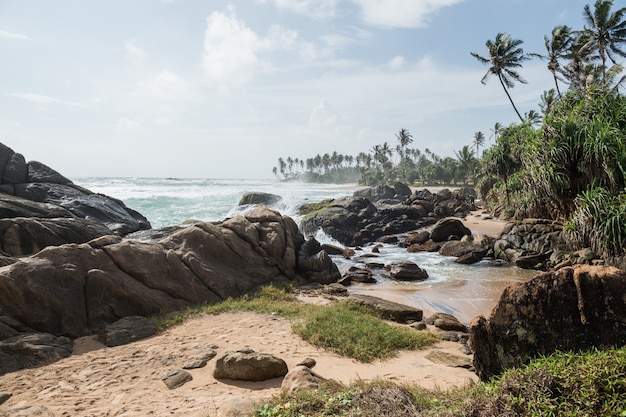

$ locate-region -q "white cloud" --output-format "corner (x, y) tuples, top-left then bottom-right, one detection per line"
(0, 30), (29, 40)
(202, 8), (266, 92)
(387, 55), (405, 70)
(9, 93), (86, 107)
(349, 0), (464, 28)
(202, 6), (327, 91)
(124, 40), (148, 64)
(309, 98), (345, 131)
(256, 0), (338, 19)
(115, 117), (144, 131)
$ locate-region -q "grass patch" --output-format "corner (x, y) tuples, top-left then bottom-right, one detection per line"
(154, 285), (438, 363)
(254, 348), (626, 417)
(292, 302), (439, 362)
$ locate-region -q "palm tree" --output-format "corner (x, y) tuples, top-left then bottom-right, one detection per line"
(524, 109), (543, 127)
(454, 145), (476, 184)
(582, 0), (626, 80)
(539, 89), (559, 114)
(531, 25), (574, 97)
(473, 131), (486, 157)
(490, 122), (502, 143)
(471, 33), (530, 122)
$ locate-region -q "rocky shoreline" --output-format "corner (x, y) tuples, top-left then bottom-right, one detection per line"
(2, 142), (626, 415)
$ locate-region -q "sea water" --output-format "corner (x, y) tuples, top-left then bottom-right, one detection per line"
(73, 177), (536, 322)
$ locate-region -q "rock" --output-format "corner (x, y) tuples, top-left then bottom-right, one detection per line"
(0, 406), (55, 417)
(281, 365), (326, 393)
(393, 182), (412, 198)
(425, 350), (472, 369)
(238, 192), (282, 206)
(0, 207), (339, 374)
(183, 349), (217, 369)
(321, 283), (348, 296)
(296, 357), (316, 368)
(347, 294), (423, 323)
(0, 333), (72, 375)
(400, 230), (430, 246)
(97, 316), (157, 347)
(430, 218), (471, 242)
(341, 266), (376, 284)
(353, 184), (395, 202)
(161, 369), (193, 389)
(297, 237), (341, 284)
(406, 240), (443, 253)
(321, 243), (345, 255)
(425, 313), (468, 332)
(213, 349), (288, 381)
(386, 261), (428, 281)
(0, 392), (11, 406)
(470, 265), (626, 381)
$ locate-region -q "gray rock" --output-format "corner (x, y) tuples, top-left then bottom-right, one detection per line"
(0, 333), (72, 375)
(425, 350), (472, 369)
(281, 365), (326, 393)
(238, 192), (282, 206)
(430, 218), (471, 242)
(425, 313), (468, 332)
(296, 357), (316, 368)
(97, 316), (157, 347)
(0, 406), (55, 417)
(387, 261), (428, 281)
(0, 392), (11, 406)
(347, 294), (423, 323)
(213, 349), (288, 381)
(162, 369), (193, 389)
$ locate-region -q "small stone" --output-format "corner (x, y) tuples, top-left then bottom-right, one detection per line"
(410, 322), (427, 331)
(0, 392), (12, 406)
(296, 358), (316, 368)
(183, 359), (208, 370)
(162, 369), (193, 389)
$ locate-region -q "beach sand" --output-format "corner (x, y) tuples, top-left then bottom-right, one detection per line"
(1, 312), (477, 417)
(0, 212), (509, 417)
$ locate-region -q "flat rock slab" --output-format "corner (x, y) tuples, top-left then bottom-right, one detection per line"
(347, 294), (423, 323)
(162, 369), (193, 389)
(425, 350), (472, 369)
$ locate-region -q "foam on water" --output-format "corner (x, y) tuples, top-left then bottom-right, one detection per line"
(72, 177), (537, 322)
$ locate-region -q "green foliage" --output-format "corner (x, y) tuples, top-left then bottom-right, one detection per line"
(292, 302), (439, 363)
(254, 348), (626, 417)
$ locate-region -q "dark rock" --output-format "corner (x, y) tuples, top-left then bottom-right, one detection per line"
(353, 184), (395, 202)
(0, 392), (11, 406)
(347, 294), (423, 323)
(296, 357), (316, 368)
(430, 218), (471, 242)
(401, 230), (430, 247)
(386, 261), (428, 281)
(0, 333), (72, 375)
(297, 237), (341, 284)
(377, 235), (398, 244)
(281, 365), (326, 394)
(393, 182), (412, 198)
(342, 266), (376, 284)
(407, 240), (443, 253)
(470, 265), (626, 381)
(162, 369), (193, 389)
(454, 250), (487, 264)
(97, 316), (157, 347)
(238, 192), (282, 206)
(213, 349), (288, 381)
(425, 312), (467, 332)
(321, 243), (345, 256)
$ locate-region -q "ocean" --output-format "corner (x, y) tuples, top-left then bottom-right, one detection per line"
(73, 177), (536, 323)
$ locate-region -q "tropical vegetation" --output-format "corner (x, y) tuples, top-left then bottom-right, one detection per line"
(272, 0), (626, 261)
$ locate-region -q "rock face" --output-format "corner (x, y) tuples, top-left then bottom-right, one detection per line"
(470, 265), (626, 381)
(0, 333), (72, 376)
(0, 207), (338, 357)
(299, 185), (476, 247)
(97, 316), (157, 347)
(0, 143), (151, 257)
(213, 348), (288, 381)
(238, 192), (283, 207)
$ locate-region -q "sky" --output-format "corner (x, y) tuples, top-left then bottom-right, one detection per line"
(0, 0), (595, 179)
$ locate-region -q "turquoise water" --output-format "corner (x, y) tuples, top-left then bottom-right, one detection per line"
(73, 177), (536, 321)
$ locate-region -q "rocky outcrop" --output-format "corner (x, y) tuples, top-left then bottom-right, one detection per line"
(385, 261), (429, 281)
(298, 185), (476, 247)
(281, 365), (326, 393)
(0, 207), (338, 356)
(0, 333), (72, 376)
(430, 218), (471, 242)
(97, 316), (157, 347)
(469, 265), (626, 381)
(213, 348), (288, 381)
(0, 143), (151, 257)
(238, 192), (282, 207)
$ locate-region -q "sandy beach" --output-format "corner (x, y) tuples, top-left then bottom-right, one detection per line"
(0, 211), (510, 417)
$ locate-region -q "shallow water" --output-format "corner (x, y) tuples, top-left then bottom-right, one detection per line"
(74, 177), (538, 324)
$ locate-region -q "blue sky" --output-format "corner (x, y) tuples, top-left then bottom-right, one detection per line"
(0, 0), (594, 179)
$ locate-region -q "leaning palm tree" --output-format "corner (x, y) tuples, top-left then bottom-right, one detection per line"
(473, 131), (486, 157)
(582, 0), (626, 80)
(531, 25), (574, 97)
(471, 33), (530, 122)
(489, 122), (502, 143)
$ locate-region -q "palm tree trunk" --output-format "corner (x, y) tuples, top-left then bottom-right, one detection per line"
(498, 75), (525, 122)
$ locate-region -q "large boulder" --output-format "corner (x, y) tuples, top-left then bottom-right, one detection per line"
(213, 348), (288, 381)
(0, 332), (72, 375)
(0, 143), (151, 255)
(238, 192), (282, 206)
(430, 218), (471, 242)
(470, 265), (626, 381)
(0, 207), (339, 359)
